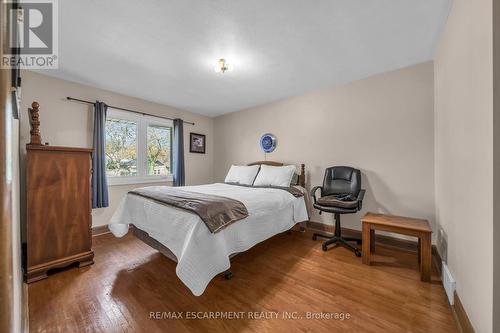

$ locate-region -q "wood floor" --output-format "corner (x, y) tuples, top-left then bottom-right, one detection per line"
(28, 230), (458, 333)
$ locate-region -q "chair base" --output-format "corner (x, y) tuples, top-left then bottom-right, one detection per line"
(312, 233), (362, 257)
(312, 213), (362, 257)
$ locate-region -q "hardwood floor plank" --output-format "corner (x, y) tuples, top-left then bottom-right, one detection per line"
(28, 230), (457, 333)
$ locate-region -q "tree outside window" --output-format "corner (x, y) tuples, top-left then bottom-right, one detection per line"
(105, 118), (137, 177)
(104, 109), (173, 184)
(147, 125), (172, 176)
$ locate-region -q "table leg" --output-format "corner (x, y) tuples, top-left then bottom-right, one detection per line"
(370, 229), (375, 253)
(362, 223), (371, 265)
(420, 233), (431, 282)
(418, 238), (421, 264)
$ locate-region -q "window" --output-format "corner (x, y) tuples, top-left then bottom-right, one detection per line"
(105, 109), (173, 185)
(105, 118), (138, 177)
(147, 124), (172, 176)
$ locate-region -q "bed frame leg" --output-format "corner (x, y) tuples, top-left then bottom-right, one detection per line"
(224, 270), (233, 280)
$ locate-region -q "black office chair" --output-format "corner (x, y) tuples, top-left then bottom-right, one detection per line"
(311, 166), (365, 257)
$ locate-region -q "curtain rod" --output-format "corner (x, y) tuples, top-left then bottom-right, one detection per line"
(66, 97), (195, 125)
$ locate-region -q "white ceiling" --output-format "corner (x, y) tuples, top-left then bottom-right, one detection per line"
(39, 0), (451, 116)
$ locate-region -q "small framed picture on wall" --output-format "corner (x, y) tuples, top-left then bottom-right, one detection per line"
(189, 133), (206, 154)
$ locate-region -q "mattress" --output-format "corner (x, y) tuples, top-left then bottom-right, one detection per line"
(108, 183), (309, 296)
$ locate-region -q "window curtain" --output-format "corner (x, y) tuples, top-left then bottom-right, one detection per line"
(92, 101), (109, 208)
(172, 118), (185, 186)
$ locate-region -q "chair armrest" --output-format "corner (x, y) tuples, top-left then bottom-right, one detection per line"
(310, 186), (322, 204)
(357, 189), (366, 210)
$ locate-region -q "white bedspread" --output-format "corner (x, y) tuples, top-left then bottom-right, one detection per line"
(108, 183), (309, 296)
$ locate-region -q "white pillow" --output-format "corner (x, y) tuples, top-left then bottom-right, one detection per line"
(224, 165), (260, 185)
(253, 165), (296, 187)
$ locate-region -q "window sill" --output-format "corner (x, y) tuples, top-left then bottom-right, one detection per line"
(107, 175), (173, 187)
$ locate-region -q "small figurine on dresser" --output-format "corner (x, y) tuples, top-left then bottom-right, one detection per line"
(28, 101), (42, 146)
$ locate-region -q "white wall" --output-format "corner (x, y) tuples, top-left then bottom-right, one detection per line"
(214, 62), (435, 233)
(20, 71), (214, 227)
(434, 0), (494, 332)
(494, 0), (500, 329)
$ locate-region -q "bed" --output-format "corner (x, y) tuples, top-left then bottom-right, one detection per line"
(108, 162), (309, 296)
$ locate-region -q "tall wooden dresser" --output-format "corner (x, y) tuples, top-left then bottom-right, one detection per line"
(26, 145), (94, 283)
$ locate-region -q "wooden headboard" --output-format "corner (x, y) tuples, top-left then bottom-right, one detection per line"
(247, 161), (306, 187)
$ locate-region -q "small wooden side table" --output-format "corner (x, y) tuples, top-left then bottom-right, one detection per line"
(361, 213), (432, 282)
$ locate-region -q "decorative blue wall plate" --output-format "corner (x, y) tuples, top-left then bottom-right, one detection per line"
(260, 133), (277, 153)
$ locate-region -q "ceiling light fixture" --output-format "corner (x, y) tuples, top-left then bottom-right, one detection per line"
(214, 58), (231, 73)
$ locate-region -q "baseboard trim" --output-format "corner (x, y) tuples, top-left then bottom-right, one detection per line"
(452, 291), (475, 333)
(307, 220), (420, 252)
(92, 225), (110, 237)
(98, 221), (443, 270)
(307, 220), (471, 333)
(307, 220), (443, 273)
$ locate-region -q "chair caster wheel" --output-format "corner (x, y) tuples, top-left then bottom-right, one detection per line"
(312, 235), (317, 241)
(224, 271), (233, 280)
(355, 250), (362, 257)
(322, 244), (328, 252)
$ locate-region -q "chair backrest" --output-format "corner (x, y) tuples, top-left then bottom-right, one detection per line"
(322, 166), (361, 197)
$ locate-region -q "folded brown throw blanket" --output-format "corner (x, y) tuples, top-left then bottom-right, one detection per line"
(129, 187), (248, 233)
